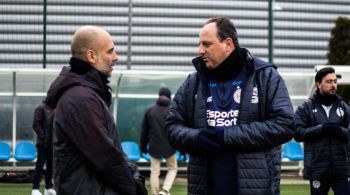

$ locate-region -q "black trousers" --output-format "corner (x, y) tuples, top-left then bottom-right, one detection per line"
(310, 178), (350, 195)
(32, 146), (53, 189)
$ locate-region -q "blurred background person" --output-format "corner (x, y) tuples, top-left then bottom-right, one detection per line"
(31, 100), (56, 195)
(140, 87), (177, 195)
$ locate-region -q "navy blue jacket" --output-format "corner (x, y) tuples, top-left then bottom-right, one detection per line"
(166, 48), (295, 195)
(295, 92), (350, 180)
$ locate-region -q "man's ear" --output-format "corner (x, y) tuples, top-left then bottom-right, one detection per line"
(315, 82), (321, 90)
(86, 49), (96, 64)
(225, 38), (235, 52)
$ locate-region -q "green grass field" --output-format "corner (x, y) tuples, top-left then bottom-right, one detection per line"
(0, 183), (336, 195)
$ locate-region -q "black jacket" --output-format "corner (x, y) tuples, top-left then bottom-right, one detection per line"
(166, 48), (295, 195)
(140, 96), (176, 158)
(295, 92), (350, 180)
(32, 102), (54, 147)
(46, 66), (146, 195)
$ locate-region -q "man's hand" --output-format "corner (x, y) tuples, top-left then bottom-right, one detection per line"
(323, 122), (348, 142)
(196, 128), (224, 154)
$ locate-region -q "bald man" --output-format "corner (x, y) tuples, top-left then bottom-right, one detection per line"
(45, 26), (147, 195)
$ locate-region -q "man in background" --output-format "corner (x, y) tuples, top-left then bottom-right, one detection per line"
(295, 67), (350, 195)
(45, 26), (147, 195)
(140, 87), (177, 195)
(31, 100), (56, 195)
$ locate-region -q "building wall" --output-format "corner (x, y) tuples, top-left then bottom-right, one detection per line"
(0, 0), (350, 70)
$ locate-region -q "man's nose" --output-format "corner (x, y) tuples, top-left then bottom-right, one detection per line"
(198, 45), (205, 55)
(113, 52), (118, 62)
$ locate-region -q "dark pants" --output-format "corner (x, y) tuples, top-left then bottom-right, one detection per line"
(32, 146), (53, 189)
(310, 178), (350, 195)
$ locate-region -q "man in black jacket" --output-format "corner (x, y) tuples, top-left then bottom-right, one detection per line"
(166, 16), (294, 195)
(45, 26), (147, 195)
(140, 87), (177, 195)
(295, 67), (350, 195)
(32, 100), (56, 195)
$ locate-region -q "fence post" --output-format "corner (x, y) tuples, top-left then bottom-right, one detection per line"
(268, 0), (274, 64)
(43, 0), (47, 69)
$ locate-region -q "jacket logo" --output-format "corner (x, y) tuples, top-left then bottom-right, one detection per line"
(207, 96), (212, 103)
(336, 107), (344, 117)
(251, 86), (258, 104)
(233, 88), (241, 103)
(312, 180), (321, 189)
(208, 82), (217, 88)
(232, 80), (242, 86)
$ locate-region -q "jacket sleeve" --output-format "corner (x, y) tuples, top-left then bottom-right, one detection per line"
(224, 68), (295, 151)
(32, 104), (45, 139)
(166, 75), (200, 154)
(294, 101), (325, 142)
(341, 102), (350, 142)
(63, 94), (139, 195)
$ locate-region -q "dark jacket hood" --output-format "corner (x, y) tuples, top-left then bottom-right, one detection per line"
(46, 66), (111, 109)
(192, 47), (276, 76)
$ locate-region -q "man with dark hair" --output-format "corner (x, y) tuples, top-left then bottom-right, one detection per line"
(31, 100), (56, 195)
(295, 67), (350, 195)
(45, 26), (147, 195)
(140, 87), (177, 195)
(166, 16), (295, 195)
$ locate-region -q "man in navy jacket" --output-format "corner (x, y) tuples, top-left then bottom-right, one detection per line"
(295, 67), (350, 195)
(166, 17), (294, 195)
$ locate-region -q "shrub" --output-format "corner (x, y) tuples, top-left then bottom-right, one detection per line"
(327, 17), (350, 65)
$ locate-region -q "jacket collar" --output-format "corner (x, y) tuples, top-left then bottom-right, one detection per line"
(192, 47), (257, 77)
(46, 64), (112, 108)
(311, 91), (342, 106)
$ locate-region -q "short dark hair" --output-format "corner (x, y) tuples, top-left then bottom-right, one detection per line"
(315, 67), (335, 83)
(206, 17), (239, 47)
(158, 87), (171, 99)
